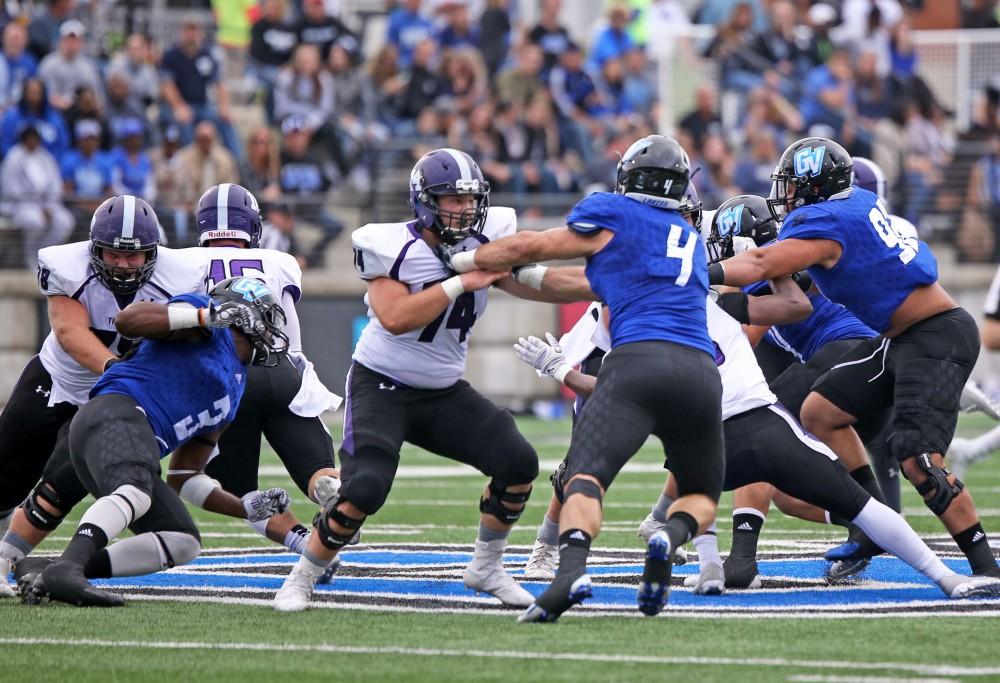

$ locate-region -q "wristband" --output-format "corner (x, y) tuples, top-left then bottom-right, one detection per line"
(708, 262), (726, 286)
(178, 473), (220, 508)
(450, 250), (477, 273)
(513, 264), (548, 291)
(440, 275), (466, 301)
(552, 364), (572, 384)
(167, 304), (204, 330)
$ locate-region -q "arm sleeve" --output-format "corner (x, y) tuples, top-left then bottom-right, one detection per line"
(566, 193), (620, 235)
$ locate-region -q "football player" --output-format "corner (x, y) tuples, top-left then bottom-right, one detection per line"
(24, 276), (291, 607)
(273, 148), (585, 612)
(711, 137), (1000, 578)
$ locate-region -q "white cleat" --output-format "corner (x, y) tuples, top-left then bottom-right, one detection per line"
(464, 559), (535, 607)
(637, 514), (687, 565)
(273, 563), (318, 612)
(682, 562), (726, 595)
(0, 557), (15, 598)
(938, 574), (1000, 599)
(523, 540), (558, 580)
(959, 381), (1000, 420)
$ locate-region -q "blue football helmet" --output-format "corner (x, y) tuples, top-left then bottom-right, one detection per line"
(209, 276), (288, 366)
(707, 194), (778, 263)
(851, 156), (887, 202)
(90, 195), (160, 294)
(196, 183), (263, 248)
(768, 136), (853, 221)
(409, 148), (490, 245)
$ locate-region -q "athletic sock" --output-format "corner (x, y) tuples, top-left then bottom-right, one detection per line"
(537, 514), (560, 546)
(556, 529), (592, 576)
(84, 551), (113, 579)
(730, 508), (765, 559)
(284, 525), (309, 554)
(849, 465), (886, 504)
(61, 523), (109, 567)
(0, 531), (33, 563)
(651, 493), (674, 524)
(954, 523), (999, 575)
(851, 498), (951, 583)
(693, 522), (721, 567)
(299, 548), (331, 577)
(663, 511), (698, 551)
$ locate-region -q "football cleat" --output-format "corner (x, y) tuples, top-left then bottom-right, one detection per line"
(274, 563), (318, 612)
(13, 556), (53, 595)
(637, 514), (687, 565)
(517, 574), (592, 623)
(959, 381), (1000, 420)
(723, 554), (762, 589)
(316, 558), (340, 585)
(824, 531), (883, 583)
(938, 573), (1000, 599)
(463, 559), (534, 607)
(0, 557), (14, 598)
(38, 561), (124, 607)
(825, 557), (871, 583)
(523, 539), (558, 580)
(682, 562), (726, 595)
(637, 531), (674, 616)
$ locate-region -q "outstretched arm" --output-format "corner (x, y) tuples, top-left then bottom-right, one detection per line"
(495, 265), (598, 303)
(451, 228), (612, 272)
(712, 239), (841, 287)
(745, 275), (813, 325)
(114, 301), (210, 341)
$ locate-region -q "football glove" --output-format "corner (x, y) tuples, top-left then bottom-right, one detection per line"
(514, 333), (572, 382)
(206, 300), (255, 330)
(242, 488), (291, 522)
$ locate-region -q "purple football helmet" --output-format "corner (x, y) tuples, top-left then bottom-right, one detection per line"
(851, 156), (887, 202)
(409, 148), (490, 244)
(196, 183), (263, 248)
(90, 195), (160, 294)
(677, 182), (704, 230)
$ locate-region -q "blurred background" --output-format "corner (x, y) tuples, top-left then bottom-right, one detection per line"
(0, 0), (998, 410)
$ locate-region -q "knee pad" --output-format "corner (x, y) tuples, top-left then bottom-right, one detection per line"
(479, 480), (532, 525)
(154, 531), (201, 568)
(907, 453), (965, 516)
(314, 497), (366, 550)
(564, 477), (603, 506)
(110, 484), (152, 523)
(22, 481), (67, 531)
(340, 470), (391, 516)
(550, 460), (568, 505)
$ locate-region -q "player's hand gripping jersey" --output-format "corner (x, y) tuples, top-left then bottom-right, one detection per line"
(36, 243), (206, 406)
(351, 206), (517, 389)
(90, 293), (247, 455)
(567, 192), (713, 356)
(778, 186), (937, 333)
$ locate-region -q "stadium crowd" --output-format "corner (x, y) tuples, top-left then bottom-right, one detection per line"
(0, 0), (997, 268)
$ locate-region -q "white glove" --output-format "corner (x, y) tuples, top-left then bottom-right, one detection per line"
(731, 236), (757, 256)
(513, 333), (572, 383)
(242, 487), (290, 522)
(206, 300), (255, 329)
(311, 475), (341, 507)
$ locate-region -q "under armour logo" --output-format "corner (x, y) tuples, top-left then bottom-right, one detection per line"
(378, 382), (397, 391)
(35, 386), (50, 398)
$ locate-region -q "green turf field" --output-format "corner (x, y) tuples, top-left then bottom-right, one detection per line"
(2, 413), (999, 682)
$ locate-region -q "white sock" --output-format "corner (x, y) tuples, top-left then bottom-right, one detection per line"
(0, 531), (32, 563)
(79, 496), (133, 541)
(851, 498), (953, 583)
(964, 425), (1000, 458)
(284, 528), (309, 554)
(106, 531), (199, 576)
(298, 548), (330, 578)
(693, 522), (721, 568)
(537, 514), (559, 546)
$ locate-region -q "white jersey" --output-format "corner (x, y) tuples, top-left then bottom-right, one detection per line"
(37, 242), (206, 407)
(352, 206), (517, 389)
(560, 298), (775, 420)
(180, 246), (342, 416)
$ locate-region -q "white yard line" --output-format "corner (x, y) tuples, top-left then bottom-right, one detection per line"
(788, 676), (959, 683)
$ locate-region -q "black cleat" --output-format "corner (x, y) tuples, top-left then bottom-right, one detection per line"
(14, 556), (54, 593)
(723, 554), (762, 589)
(39, 561), (125, 607)
(518, 573), (592, 623)
(825, 528), (884, 583)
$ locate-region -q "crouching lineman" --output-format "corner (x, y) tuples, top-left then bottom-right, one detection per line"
(273, 149), (589, 611)
(24, 276), (291, 606)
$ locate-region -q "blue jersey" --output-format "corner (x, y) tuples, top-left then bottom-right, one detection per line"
(90, 293), (247, 456)
(778, 187), (937, 333)
(567, 192), (712, 356)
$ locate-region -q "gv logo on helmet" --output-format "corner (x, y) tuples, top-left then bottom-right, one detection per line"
(793, 146), (826, 177)
(716, 204), (744, 237)
(231, 277), (270, 303)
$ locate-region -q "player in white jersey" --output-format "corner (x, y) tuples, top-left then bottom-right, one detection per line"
(274, 148), (588, 612)
(184, 184), (346, 567)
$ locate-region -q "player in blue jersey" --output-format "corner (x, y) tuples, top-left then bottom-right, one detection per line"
(26, 275), (291, 607)
(445, 135), (725, 621)
(711, 136), (1000, 578)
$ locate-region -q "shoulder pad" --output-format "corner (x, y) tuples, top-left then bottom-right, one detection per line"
(567, 192), (621, 234)
(351, 222), (421, 281)
(37, 242), (93, 297)
(482, 206), (517, 241)
(149, 247), (211, 296)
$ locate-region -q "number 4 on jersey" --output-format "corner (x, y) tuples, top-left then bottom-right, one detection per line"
(419, 291), (476, 343)
(666, 224), (697, 286)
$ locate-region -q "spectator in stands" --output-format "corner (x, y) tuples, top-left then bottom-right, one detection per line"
(622, 48), (656, 117)
(495, 100), (561, 195)
(704, 2), (764, 94)
(595, 56), (632, 117)
(855, 47), (893, 123)
(159, 17), (243, 164)
(387, 0), (434, 69)
(965, 133), (1000, 259)
(109, 117), (155, 201)
(63, 85), (109, 149)
(389, 37), (446, 127)
(732, 128), (779, 195)
(259, 200), (303, 265)
(296, 0), (352, 61)
(478, 0), (511, 78)
(107, 34), (159, 112)
(806, 3), (838, 65)
(679, 84), (720, 153)
(175, 120), (240, 211)
(38, 20), (102, 111)
(1, 22), (38, 111)
(700, 132), (740, 207)
(278, 114), (343, 268)
(250, 0), (297, 120)
(889, 16), (917, 79)
(0, 122), (74, 268)
(589, 4), (636, 72)
(902, 95), (953, 227)
(496, 43), (544, 110)
(60, 118), (112, 214)
(441, 47), (488, 118)
(696, 0), (768, 33)
(211, 0), (256, 82)
(747, 0), (817, 86)
(838, 0), (902, 79)
(437, 2), (478, 51)
(738, 85), (802, 145)
(27, 0), (75, 61)
(409, 103), (449, 160)
(328, 37), (388, 162)
(549, 42), (602, 160)
(242, 125), (281, 203)
(367, 44), (402, 123)
(0, 77), (68, 156)
(799, 47), (855, 134)
(529, 0), (571, 73)
(105, 72), (147, 145)
(149, 124), (189, 244)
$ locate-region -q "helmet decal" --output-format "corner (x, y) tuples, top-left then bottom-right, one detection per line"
(793, 146), (826, 177)
(716, 204), (744, 237)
